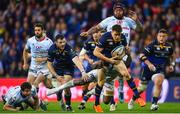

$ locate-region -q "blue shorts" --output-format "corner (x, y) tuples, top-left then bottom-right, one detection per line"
(140, 66), (165, 82)
(85, 63), (93, 73)
(55, 67), (74, 77)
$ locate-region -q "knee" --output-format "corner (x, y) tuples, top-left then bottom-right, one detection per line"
(154, 77), (164, 86)
(98, 79), (105, 87)
(103, 97), (110, 105)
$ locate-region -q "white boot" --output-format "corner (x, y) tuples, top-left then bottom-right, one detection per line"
(128, 98), (134, 110)
(150, 104), (159, 111)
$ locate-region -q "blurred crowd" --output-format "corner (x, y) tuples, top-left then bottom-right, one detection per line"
(0, 0), (179, 78)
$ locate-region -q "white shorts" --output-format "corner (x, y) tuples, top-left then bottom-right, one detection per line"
(103, 82), (114, 96)
(87, 69), (98, 82)
(28, 66), (52, 78)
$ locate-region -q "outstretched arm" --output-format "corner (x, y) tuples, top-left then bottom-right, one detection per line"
(80, 25), (103, 37)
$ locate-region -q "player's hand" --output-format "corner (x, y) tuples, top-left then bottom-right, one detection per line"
(80, 32), (89, 37)
(56, 76), (64, 83)
(148, 63), (156, 72)
(88, 59), (94, 64)
(128, 10), (138, 21)
(109, 56), (119, 65)
(23, 63), (29, 70)
(81, 72), (89, 82)
(125, 46), (130, 55)
(166, 65), (174, 73)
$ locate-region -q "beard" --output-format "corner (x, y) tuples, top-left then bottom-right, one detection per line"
(114, 14), (123, 20)
(35, 33), (43, 38)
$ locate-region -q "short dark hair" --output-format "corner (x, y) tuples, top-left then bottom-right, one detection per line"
(55, 34), (65, 41)
(112, 25), (122, 33)
(113, 3), (125, 11)
(34, 22), (44, 30)
(158, 29), (168, 34)
(20, 82), (32, 91)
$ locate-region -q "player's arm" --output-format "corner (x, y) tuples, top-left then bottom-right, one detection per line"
(47, 48), (59, 78)
(128, 10), (143, 31)
(80, 24), (103, 37)
(69, 48), (88, 81)
(93, 46), (118, 64)
(23, 44), (30, 70)
(140, 43), (156, 71)
(3, 103), (21, 111)
(3, 97), (21, 111)
(166, 46), (175, 72)
(32, 95), (39, 110)
(79, 48), (93, 64)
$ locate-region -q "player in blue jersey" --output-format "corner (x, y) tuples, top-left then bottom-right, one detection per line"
(128, 29), (174, 111)
(46, 34), (88, 111)
(2, 82), (46, 111)
(93, 24), (145, 112)
(78, 31), (101, 108)
(81, 3), (143, 104)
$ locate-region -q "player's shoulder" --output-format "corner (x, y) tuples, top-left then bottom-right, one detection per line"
(27, 36), (36, 42)
(45, 37), (53, 42)
(85, 37), (93, 44)
(65, 43), (73, 50)
(49, 43), (56, 50)
(102, 16), (116, 21)
(101, 32), (111, 38)
(123, 16), (134, 21)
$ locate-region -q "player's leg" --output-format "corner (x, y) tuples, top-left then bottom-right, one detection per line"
(114, 61), (145, 107)
(93, 67), (106, 113)
(118, 76), (124, 103)
(150, 73), (164, 111)
(78, 82), (96, 110)
(33, 73), (46, 93)
(27, 69), (37, 85)
(46, 69), (98, 96)
(63, 75), (73, 111)
(103, 82), (116, 111)
(128, 67), (150, 110)
(118, 54), (132, 103)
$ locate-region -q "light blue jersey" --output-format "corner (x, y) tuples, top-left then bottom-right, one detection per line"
(99, 16), (136, 44)
(25, 36), (53, 77)
(4, 86), (37, 107)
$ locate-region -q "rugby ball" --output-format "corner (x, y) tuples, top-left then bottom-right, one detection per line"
(111, 45), (126, 60)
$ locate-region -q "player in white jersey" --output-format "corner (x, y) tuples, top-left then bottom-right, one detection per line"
(2, 82), (46, 111)
(23, 23), (53, 91)
(80, 3), (143, 104)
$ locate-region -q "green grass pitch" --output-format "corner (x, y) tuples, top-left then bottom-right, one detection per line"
(0, 102), (180, 113)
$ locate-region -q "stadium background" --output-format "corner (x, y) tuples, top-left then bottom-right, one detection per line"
(0, 0), (180, 112)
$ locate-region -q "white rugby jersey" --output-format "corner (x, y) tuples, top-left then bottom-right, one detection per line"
(25, 36), (53, 69)
(99, 16), (137, 44)
(4, 86), (37, 107)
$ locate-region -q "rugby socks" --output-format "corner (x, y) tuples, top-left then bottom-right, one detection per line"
(132, 91), (144, 101)
(152, 97), (158, 105)
(82, 88), (95, 103)
(127, 77), (139, 98)
(95, 84), (103, 106)
(82, 90), (88, 97)
(65, 93), (71, 106)
(110, 97), (115, 105)
(56, 90), (63, 101)
(36, 87), (39, 93)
